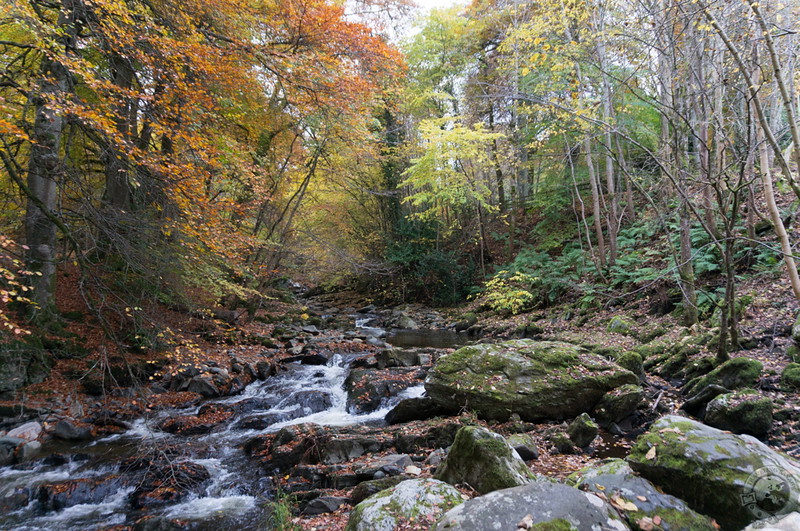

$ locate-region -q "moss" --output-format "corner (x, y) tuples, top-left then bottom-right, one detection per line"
(782, 363), (800, 390)
(785, 345), (800, 363)
(684, 357), (763, 396)
(529, 519), (578, 531)
(634, 342), (669, 359)
(616, 352), (644, 377)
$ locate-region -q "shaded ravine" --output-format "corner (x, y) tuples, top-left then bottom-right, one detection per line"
(0, 318), (469, 530)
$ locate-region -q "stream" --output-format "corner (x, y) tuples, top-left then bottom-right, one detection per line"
(0, 317), (471, 530)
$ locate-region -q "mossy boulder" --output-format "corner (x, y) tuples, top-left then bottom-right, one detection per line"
(432, 478), (629, 531)
(425, 340), (637, 421)
(567, 413), (598, 448)
(593, 384), (644, 427)
(607, 316), (635, 336)
(454, 313), (479, 332)
(704, 390), (773, 437)
(792, 312), (800, 344)
(683, 357), (762, 397)
(782, 363), (800, 390)
(345, 478), (463, 531)
(434, 426), (536, 494)
(627, 415), (800, 529)
(572, 459), (717, 531)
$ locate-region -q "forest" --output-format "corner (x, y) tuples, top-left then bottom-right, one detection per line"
(1, 0), (800, 530)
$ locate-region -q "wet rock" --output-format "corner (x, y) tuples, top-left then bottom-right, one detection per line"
(347, 478), (462, 531)
(281, 353), (329, 365)
(255, 360), (276, 380)
(37, 475), (128, 511)
(572, 458), (717, 530)
(433, 478), (628, 531)
(567, 413), (599, 448)
(425, 340), (637, 422)
(705, 389), (773, 437)
(505, 433), (538, 461)
(53, 419), (93, 441)
(292, 389), (333, 414)
(7, 421), (42, 441)
(159, 403), (235, 435)
(434, 426), (535, 494)
(593, 384), (644, 427)
(131, 461), (211, 508)
(385, 397), (456, 425)
(186, 375), (221, 397)
(345, 367), (427, 414)
(132, 516), (187, 531)
(0, 486), (30, 513)
(302, 495), (348, 515)
(17, 440), (41, 460)
(375, 349), (419, 368)
(627, 415), (800, 529)
(0, 436), (23, 465)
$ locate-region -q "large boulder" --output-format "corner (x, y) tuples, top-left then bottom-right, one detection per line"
(434, 426), (536, 494)
(704, 389), (773, 437)
(572, 459), (717, 530)
(627, 415), (800, 529)
(683, 357), (762, 397)
(433, 478), (629, 531)
(593, 384), (645, 427)
(345, 367), (427, 414)
(345, 478), (462, 531)
(425, 340), (637, 421)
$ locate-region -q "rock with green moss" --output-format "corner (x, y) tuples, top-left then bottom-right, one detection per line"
(607, 316), (635, 336)
(615, 352), (645, 381)
(627, 415), (800, 529)
(454, 312), (479, 332)
(425, 340), (637, 421)
(792, 312), (800, 344)
(683, 357), (763, 397)
(434, 426), (535, 494)
(549, 432), (576, 455)
(593, 384), (644, 427)
(567, 413), (598, 448)
(432, 478), (629, 531)
(345, 478), (463, 531)
(572, 459), (717, 530)
(505, 433), (539, 461)
(704, 389), (773, 437)
(782, 363), (800, 390)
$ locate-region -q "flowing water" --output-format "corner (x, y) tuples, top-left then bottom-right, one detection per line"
(0, 338), (430, 530)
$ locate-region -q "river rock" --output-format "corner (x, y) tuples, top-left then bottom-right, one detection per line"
(627, 415), (800, 529)
(567, 412), (599, 448)
(572, 458), (717, 530)
(350, 476), (407, 504)
(433, 478), (629, 531)
(346, 478), (462, 531)
(505, 433), (538, 461)
(345, 367), (427, 414)
(37, 475), (129, 511)
(425, 340), (638, 421)
(7, 421), (42, 441)
(434, 426), (535, 494)
(0, 436), (23, 465)
(593, 384), (645, 426)
(131, 461), (211, 508)
(683, 357), (762, 397)
(704, 389), (773, 437)
(385, 397), (456, 425)
(53, 419), (93, 441)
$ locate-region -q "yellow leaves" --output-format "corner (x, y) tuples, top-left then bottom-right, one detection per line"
(645, 446), (657, 460)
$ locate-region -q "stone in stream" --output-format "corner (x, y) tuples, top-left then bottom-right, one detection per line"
(425, 340), (638, 421)
(434, 425), (536, 494)
(131, 461), (211, 508)
(571, 458), (717, 530)
(7, 421), (42, 441)
(433, 478), (629, 531)
(37, 475), (130, 511)
(627, 415), (800, 529)
(385, 396), (457, 425)
(53, 419), (93, 441)
(344, 367), (428, 414)
(346, 478), (462, 531)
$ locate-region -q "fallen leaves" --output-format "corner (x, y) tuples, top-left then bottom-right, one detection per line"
(645, 446), (657, 460)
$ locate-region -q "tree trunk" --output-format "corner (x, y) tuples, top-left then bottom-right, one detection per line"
(584, 137), (606, 270)
(24, 1), (78, 317)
